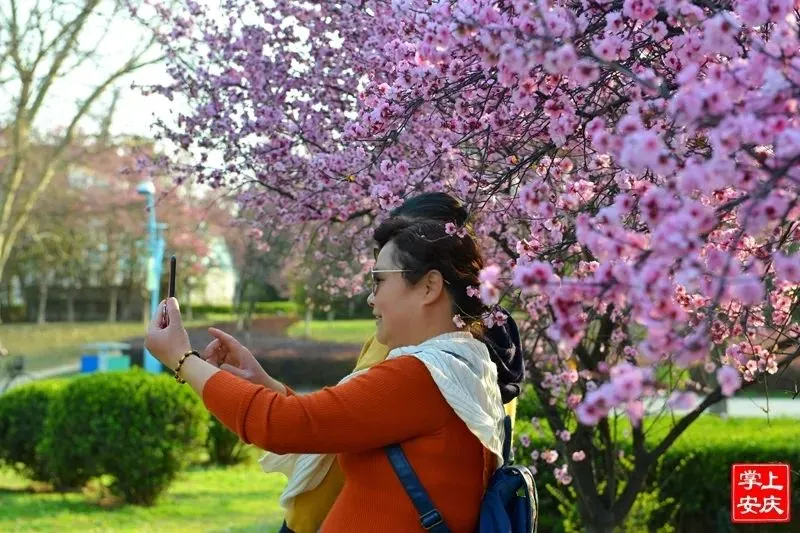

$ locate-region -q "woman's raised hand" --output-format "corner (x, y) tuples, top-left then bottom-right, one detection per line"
(203, 327), (285, 393)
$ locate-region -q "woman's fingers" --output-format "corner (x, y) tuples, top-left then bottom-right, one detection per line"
(203, 339), (225, 365)
(220, 363), (247, 379)
(208, 327), (241, 348)
(165, 298), (183, 327)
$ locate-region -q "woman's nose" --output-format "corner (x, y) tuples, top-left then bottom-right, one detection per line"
(367, 291), (375, 307)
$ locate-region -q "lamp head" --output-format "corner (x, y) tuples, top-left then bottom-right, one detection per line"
(136, 181), (156, 196)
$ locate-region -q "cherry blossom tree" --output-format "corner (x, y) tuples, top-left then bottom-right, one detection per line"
(154, 1), (800, 530)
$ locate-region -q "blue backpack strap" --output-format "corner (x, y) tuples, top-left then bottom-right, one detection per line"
(385, 444), (451, 533)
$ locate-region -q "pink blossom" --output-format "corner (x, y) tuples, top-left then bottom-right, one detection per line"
(513, 261), (558, 293)
(570, 60), (600, 86)
(619, 130), (666, 172)
(774, 253), (800, 283)
(554, 464), (573, 485)
(736, 0), (770, 25)
(478, 264), (502, 306)
(717, 365), (743, 397)
(626, 401), (645, 426)
(667, 391), (698, 410)
(542, 450), (559, 464)
(729, 275), (765, 306)
(572, 450), (586, 462)
(567, 394), (582, 409)
(623, 0), (659, 21)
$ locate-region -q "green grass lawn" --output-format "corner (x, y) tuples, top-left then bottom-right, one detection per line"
(0, 316), (237, 372)
(0, 461), (287, 532)
(286, 319), (375, 345)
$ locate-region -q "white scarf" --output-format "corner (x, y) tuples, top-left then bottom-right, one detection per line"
(258, 331), (506, 511)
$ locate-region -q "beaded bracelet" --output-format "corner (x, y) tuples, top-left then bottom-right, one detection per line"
(174, 350), (200, 384)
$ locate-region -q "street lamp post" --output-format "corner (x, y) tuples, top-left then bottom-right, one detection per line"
(137, 181), (165, 373)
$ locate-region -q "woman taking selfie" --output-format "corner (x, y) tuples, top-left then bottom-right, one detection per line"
(145, 205), (515, 531)
(265, 193), (525, 533)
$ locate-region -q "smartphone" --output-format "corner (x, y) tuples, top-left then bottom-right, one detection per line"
(168, 255), (177, 298)
(162, 255), (177, 326)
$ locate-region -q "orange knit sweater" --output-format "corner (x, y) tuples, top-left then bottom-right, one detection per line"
(202, 356), (494, 533)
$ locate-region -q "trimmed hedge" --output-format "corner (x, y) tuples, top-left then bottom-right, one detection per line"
(0, 379), (66, 481)
(513, 414), (800, 533)
(37, 370), (209, 504)
(206, 415), (249, 466)
(660, 418), (800, 533)
(191, 301), (298, 317)
(0, 304), (26, 323)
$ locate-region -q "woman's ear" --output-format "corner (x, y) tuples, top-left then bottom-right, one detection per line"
(422, 270), (446, 304)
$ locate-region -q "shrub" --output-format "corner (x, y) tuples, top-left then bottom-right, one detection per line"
(513, 409), (800, 533)
(253, 301), (298, 316)
(515, 384), (546, 421)
(38, 369), (209, 504)
(0, 304), (27, 323)
(190, 303), (232, 316)
(659, 418), (800, 533)
(0, 379), (66, 481)
(191, 301), (298, 318)
(206, 415), (249, 466)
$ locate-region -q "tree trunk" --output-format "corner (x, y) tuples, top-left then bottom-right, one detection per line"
(66, 292), (76, 323)
(235, 278), (249, 332)
(245, 297), (256, 331)
(583, 524), (614, 533)
(37, 280), (48, 325)
(107, 286), (118, 323)
(304, 305), (313, 338)
(185, 287), (193, 321)
(579, 504), (616, 533)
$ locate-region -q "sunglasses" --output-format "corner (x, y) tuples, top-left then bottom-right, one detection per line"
(369, 269), (410, 294)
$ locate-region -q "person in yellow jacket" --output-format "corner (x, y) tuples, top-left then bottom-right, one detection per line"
(278, 193), (526, 533)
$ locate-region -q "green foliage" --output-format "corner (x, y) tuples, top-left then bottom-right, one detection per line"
(191, 300), (298, 318)
(513, 389), (800, 533)
(0, 379), (66, 481)
(516, 384), (546, 421)
(660, 418), (800, 533)
(0, 305), (27, 323)
(285, 319), (375, 344)
(38, 369), (209, 504)
(253, 301), (298, 316)
(206, 415), (250, 466)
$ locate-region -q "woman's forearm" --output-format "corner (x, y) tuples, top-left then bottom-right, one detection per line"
(180, 354), (222, 397)
(178, 354), (287, 397)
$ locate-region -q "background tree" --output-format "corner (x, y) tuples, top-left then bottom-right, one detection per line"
(0, 0), (162, 286)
